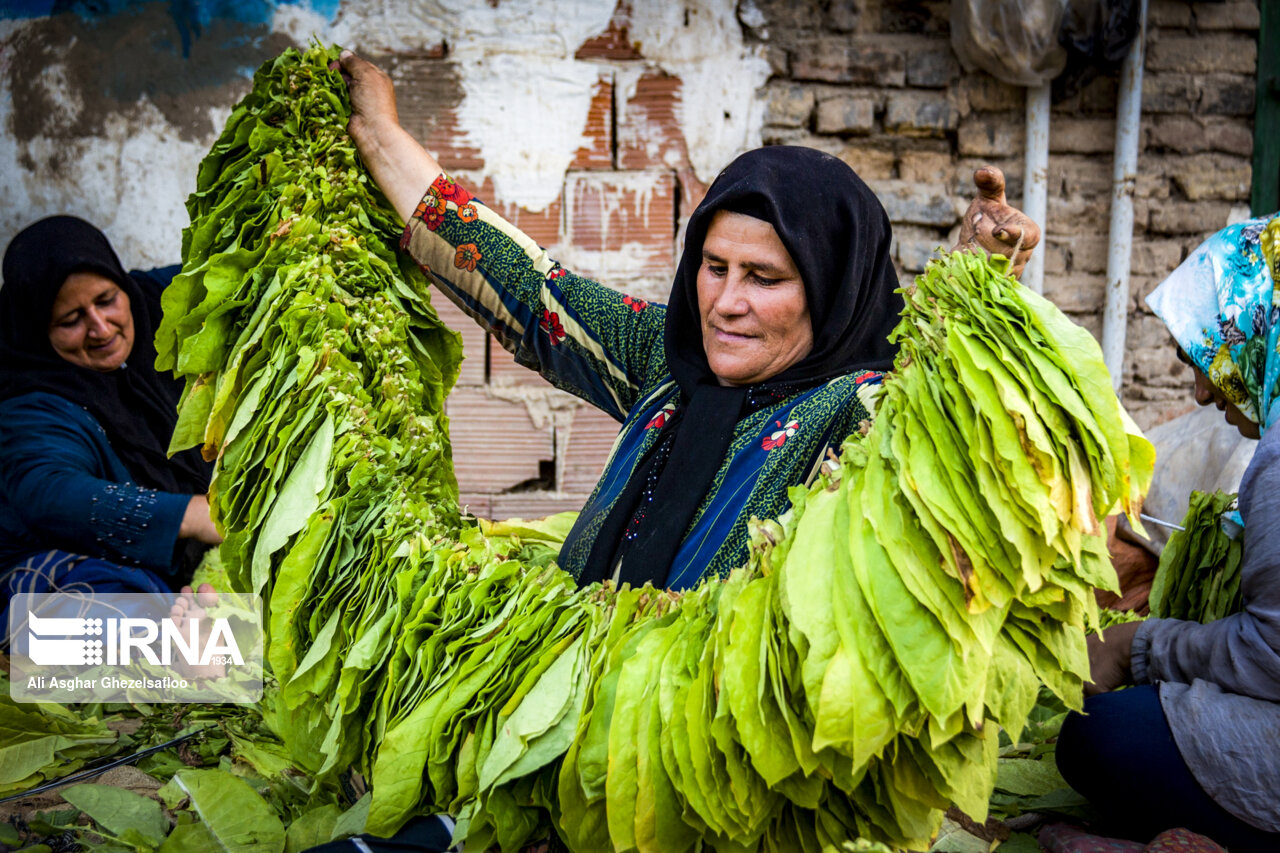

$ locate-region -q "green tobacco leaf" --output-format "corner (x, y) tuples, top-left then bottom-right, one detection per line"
(481, 632), (588, 790)
(994, 757), (1066, 797)
(283, 803), (342, 853)
(330, 792), (371, 840)
(996, 833), (1042, 852)
(159, 820), (219, 852)
(0, 734), (71, 790)
(479, 512), (580, 544)
(928, 817), (990, 853)
(62, 783), (169, 846)
(170, 375), (216, 455)
(1021, 786), (1089, 815)
(173, 769), (285, 853)
(156, 775), (187, 811)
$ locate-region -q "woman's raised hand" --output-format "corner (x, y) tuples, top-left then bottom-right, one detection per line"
(953, 166), (1041, 279)
(336, 50), (401, 151)
(332, 50), (444, 222)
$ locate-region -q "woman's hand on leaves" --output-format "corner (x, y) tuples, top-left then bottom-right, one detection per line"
(334, 50), (401, 153)
(180, 494), (223, 546)
(329, 50), (444, 223)
(953, 166), (1041, 279)
(1084, 620), (1143, 697)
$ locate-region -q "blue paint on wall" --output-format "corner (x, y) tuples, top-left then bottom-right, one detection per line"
(0, 0), (56, 16)
(0, 0), (342, 24)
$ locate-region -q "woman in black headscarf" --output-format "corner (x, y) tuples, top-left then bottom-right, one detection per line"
(0, 216), (219, 604)
(336, 51), (1037, 590)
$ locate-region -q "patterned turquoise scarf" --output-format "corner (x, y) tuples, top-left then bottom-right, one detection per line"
(1146, 213), (1280, 435)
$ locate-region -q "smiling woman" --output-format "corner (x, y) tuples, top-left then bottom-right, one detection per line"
(697, 210), (812, 387)
(0, 216), (220, 617)
(47, 271), (136, 372)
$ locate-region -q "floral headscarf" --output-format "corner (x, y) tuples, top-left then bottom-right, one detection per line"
(1146, 213), (1280, 435)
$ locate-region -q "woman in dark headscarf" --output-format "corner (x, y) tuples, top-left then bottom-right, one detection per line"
(0, 216), (218, 604)
(335, 51), (1037, 590)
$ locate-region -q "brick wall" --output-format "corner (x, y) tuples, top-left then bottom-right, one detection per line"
(751, 0), (1260, 430)
(376, 8), (701, 519)
(382, 0), (1260, 520)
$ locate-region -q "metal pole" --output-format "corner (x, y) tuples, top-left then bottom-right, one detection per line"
(1022, 83), (1051, 295)
(1102, 0), (1149, 392)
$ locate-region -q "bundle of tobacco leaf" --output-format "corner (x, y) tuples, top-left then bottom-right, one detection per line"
(154, 44), (1154, 852)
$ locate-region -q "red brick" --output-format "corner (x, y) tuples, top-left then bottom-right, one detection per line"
(423, 110), (485, 171)
(558, 404), (623, 493)
(562, 170), (678, 283)
(429, 294), (487, 386)
(617, 71), (689, 171)
(489, 342), (558, 388)
(386, 57), (485, 172)
(575, 0), (641, 60)
(458, 492), (493, 520)
(491, 492), (588, 521)
(446, 390), (554, 493)
(677, 168), (708, 218)
(456, 174), (563, 249)
(570, 75), (615, 170)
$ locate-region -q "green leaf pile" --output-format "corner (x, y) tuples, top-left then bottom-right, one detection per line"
(154, 41), (464, 598)
(0, 688), (118, 798)
(151, 44), (1154, 852)
(151, 43), (466, 782)
(1149, 491), (1244, 623)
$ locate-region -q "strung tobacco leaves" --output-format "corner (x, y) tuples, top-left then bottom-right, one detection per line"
(154, 44), (467, 803)
(1149, 491), (1244, 623)
(150, 44), (1153, 853)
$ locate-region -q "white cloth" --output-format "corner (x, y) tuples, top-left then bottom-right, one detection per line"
(1119, 405), (1255, 554)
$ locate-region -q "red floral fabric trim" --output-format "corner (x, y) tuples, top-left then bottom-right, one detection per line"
(540, 309), (566, 345)
(646, 403), (677, 430)
(408, 174), (480, 233)
(761, 419), (800, 451)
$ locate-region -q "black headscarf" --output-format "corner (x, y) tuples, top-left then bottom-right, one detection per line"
(0, 216), (211, 494)
(579, 146), (901, 587)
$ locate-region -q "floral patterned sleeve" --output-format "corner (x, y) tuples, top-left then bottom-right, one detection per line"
(400, 175), (667, 421)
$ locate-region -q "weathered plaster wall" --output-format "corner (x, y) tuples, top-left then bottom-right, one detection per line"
(0, 0), (767, 266)
(1, 0), (1262, 519)
(0, 0), (771, 518)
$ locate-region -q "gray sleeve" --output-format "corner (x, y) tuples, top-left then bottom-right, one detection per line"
(1131, 426), (1280, 700)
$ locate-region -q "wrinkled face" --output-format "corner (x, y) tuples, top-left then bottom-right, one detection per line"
(1179, 347), (1261, 440)
(48, 271), (135, 372)
(697, 210), (812, 387)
